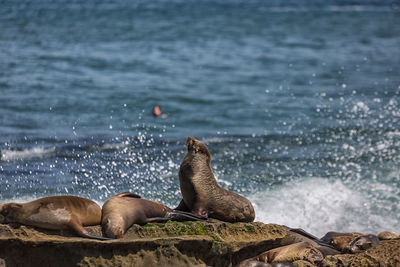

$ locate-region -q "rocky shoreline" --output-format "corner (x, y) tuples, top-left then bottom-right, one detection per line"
(0, 222), (399, 267)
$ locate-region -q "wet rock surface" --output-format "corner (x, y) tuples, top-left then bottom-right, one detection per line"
(0, 222), (398, 267)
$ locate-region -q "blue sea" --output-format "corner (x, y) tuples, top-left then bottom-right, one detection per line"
(0, 0), (399, 236)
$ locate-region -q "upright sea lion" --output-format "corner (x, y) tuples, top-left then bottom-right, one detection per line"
(175, 136), (255, 222)
(0, 195), (108, 240)
(101, 192), (208, 238)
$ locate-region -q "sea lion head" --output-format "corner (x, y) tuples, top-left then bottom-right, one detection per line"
(347, 234), (379, 253)
(0, 203), (22, 222)
(102, 218), (124, 239)
(186, 136), (211, 157)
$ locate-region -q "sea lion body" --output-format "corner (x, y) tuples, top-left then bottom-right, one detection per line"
(102, 192), (207, 238)
(176, 136), (255, 222)
(285, 228), (340, 256)
(265, 242), (323, 264)
(321, 231), (362, 251)
(321, 231), (379, 253)
(377, 231), (400, 240)
(245, 242), (323, 264)
(0, 195), (106, 240)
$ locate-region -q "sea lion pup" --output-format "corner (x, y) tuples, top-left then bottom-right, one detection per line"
(101, 192), (209, 239)
(175, 136), (255, 222)
(378, 230), (400, 240)
(0, 195), (108, 240)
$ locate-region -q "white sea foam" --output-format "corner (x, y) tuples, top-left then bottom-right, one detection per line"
(249, 177), (399, 237)
(1, 147), (55, 161)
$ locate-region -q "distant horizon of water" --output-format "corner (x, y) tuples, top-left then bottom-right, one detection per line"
(0, 0), (399, 237)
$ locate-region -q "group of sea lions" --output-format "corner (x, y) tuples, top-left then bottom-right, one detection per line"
(238, 229), (400, 266)
(0, 136), (254, 240)
(0, 136), (398, 265)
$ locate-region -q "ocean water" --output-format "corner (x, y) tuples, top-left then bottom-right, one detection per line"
(0, 0), (399, 237)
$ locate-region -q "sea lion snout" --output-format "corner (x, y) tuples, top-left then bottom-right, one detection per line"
(186, 136), (196, 149)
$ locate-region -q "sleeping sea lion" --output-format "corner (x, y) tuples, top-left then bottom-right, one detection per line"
(175, 136), (255, 222)
(377, 230), (400, 240)
(0, 195), (108, 240)
(101, 192), (208, 238)
(241, 242), (323, 265)
(345, 234), (380, 253)
(321, 231), (379, 253)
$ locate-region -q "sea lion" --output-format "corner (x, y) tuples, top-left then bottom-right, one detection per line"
(0, 195), (108, 240)
(320, 231), (379, 253)
(320, 231), (362, 251)
(345, 234), (380, 253)
(175, 136), (255, 222)
(284, 228), (340, 256)
(238, 259), (296, 267)
(243, 242), (323, 265)
(265, 242), (323, 264)
(377, 230), (400, 240)
(101, 192), (208, 238)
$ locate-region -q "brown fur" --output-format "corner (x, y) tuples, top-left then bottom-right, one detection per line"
(264, 242), (323, 264)
(101, 192), (207, 238)
(0, 196), (105, 239)
(321, 231), (362, 251)
(346, 234), (380, 253)
(176, 136), (255, 222)
(240, 242), (323, 265)
(102, 192), (170, 238)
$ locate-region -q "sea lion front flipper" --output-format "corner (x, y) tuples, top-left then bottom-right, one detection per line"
(115, 192), (141, 199)
(289, 228), (336, 249)
(69, 219), (111, 240)
(174, 199), (190, 211)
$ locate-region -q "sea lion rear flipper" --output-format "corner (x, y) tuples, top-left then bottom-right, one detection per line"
(115, 192), (141, 199)
(289, 228), (336, 249)
(69, 219), (111, 240)
(166, 211), (210, 222)
(172, 210), (211, 222)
